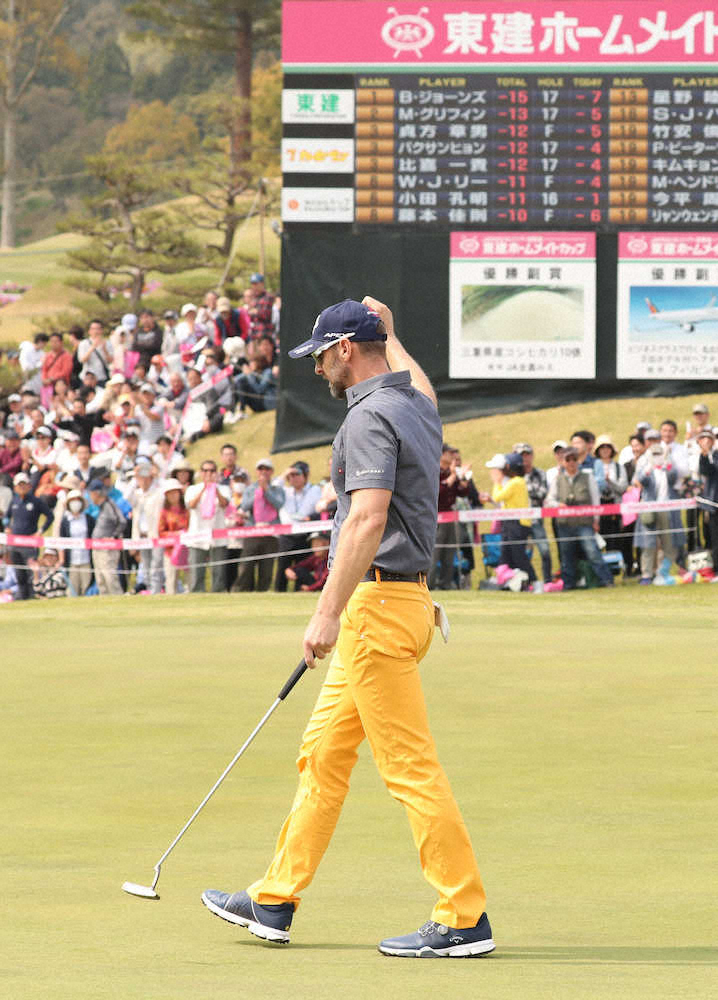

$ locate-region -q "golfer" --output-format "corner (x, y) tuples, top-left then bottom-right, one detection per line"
(203, 297), (493, 958)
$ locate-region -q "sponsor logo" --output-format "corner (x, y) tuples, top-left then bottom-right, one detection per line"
(354, 468), (384, 476)
(458, 235), (481, 255)
(626, 237), (649, 255)
(381, 6), (435, 59)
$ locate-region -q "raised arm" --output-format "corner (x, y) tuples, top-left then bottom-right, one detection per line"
(361, 295), (437, 408)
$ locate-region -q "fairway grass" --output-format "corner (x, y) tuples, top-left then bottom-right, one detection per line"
(3, 590), (716, 999)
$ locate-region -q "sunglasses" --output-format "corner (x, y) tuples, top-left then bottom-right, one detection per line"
(564, 456), (578, 462)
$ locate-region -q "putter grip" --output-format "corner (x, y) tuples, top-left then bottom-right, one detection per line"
(278, 659), (309, 700)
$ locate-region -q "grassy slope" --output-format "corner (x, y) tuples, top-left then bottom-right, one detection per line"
(2, 591), (715, 1000)
(0, 205), (280, 346)
(186, 392), (718, 494)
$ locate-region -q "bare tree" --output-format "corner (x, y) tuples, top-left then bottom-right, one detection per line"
(0, 0), (73, 247)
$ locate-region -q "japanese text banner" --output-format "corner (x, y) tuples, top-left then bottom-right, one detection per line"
(283, 2), (718, 66)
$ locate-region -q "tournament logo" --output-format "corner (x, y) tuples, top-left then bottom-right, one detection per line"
(626, 237), (649, 255)
(458, 235), (481, 255)
(381, 6), (435, 59)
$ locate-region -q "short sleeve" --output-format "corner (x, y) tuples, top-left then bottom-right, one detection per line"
(343, 408), (398, 492)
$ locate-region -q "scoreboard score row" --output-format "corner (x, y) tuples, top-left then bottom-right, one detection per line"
(281, 72), (718, 228)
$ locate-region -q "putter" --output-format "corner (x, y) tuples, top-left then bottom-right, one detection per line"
(122, 658), (309, 900)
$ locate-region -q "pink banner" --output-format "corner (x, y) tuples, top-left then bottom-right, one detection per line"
(619, 231), (718, 259)
(451, 231), (595, 258)
(0, 499), (698, 550)
(283, 2), (718, 66)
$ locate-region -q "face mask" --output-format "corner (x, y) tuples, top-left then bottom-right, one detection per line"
(232, 481), (244, 494)
(68, 499), (83, 514)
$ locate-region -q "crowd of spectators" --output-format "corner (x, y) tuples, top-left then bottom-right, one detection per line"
(432, 402), (718, 593)
(0, 433), (333, 600)
(0, 276), (296, 600)
(1, 298), (716, 601)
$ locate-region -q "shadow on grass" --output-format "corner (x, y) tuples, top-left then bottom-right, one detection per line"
(497, 946), (717, 965)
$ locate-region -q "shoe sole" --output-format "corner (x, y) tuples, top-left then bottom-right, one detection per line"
(378, 939), (496, 958)
(200, 892), (290, 944)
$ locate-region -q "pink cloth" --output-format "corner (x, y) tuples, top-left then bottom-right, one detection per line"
(621, 485), (641, 527)
(200, 482), (217, 519)
(253, 487), (277, 525)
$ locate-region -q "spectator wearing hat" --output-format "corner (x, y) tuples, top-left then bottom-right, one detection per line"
(697, 429), (718, 574)
(482, 452), (537, 589)
(107, 426), (142, 496)
(88, 478), (127, 596)
(132, 309), (164, 369)
(285, 532), (329, 591)
(546, 448), (614, 590)
(174, 458), (194, 491)
(4, 472), (53, 600)
(59, 490), (95, 596)
(109, 314), (137, 377)
(213, 296), (250, 346)
(223, 467), (249, 591)
(30, 547), (67, 599)
(235, 458), (284, 592)
(162, 310), (180, 357)
(245, 273), (275, 339)
(177, 303), (208, 352)
(129, 461), (164, 594)
(158, 478), (190, 594)
(135, 383), (166, 450)
(431, 444), (471, 590)
(77, 320), (113, 386)
(546, 441), (568, 491)
(516, 443), (552, 585)
(633, 429), (686, 584)
(3, 392), (24, 434)
(593, 434), (628, 556)
(274, 460), (322, 592)
(185, 458), (231, 593)
(0, 429), (24, 479)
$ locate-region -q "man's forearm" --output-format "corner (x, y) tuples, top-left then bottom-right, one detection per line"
(317, 508), (386, 617)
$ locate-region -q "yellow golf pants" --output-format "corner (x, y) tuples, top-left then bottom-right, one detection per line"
(249, 580), (487, 928)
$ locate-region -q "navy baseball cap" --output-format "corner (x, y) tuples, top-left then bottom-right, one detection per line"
(288, 299), (385, 359)
(250, 272), (264, 283)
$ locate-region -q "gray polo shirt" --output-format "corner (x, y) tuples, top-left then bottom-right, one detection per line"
(329, 370), (441, 574)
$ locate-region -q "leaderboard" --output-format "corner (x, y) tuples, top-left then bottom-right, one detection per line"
(282, 72), (718, 228)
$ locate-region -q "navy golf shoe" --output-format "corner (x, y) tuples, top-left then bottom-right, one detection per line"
(378, 913), (495, 958)
(201, 889), (294, 943)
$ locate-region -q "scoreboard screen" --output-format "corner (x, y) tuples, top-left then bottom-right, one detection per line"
(282, 71), (718, 229)
(281, 2), (718, 230)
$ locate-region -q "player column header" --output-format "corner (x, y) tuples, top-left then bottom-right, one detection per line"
(283, 2), (718, 68)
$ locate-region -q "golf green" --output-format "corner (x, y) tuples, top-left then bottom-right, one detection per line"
(3, 590), (715, 999)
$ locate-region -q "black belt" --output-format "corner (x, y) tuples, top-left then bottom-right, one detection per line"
(362, 567), (427, 583)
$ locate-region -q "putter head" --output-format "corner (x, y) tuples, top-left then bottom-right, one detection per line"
(122, 881), (160, 900)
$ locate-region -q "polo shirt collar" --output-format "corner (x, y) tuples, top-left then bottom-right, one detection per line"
(344, 370), (410, 409)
